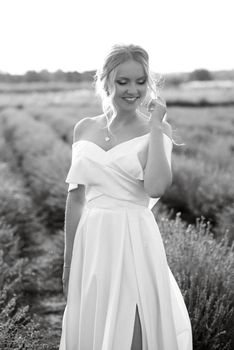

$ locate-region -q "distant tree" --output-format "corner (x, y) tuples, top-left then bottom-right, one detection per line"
(66, 71), (83, 82)
(166, 76), (181, 86)
(0, 68), (97, 83)
(165, 73), (185, 87)
(53, 69), (65, 82)
(0, 72), (10, 82)
(39, 69), (51, 82)
(82, 70), (96, 81)
(24, 70), (41, 82)
(189, 69), (213, 81)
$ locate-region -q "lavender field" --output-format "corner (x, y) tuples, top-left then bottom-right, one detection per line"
(0, 82), (233, 349)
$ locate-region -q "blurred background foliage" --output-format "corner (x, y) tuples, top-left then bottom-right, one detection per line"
(0, 69), (233, 349)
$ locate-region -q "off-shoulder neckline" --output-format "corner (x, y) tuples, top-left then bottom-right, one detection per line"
(72, 132), (150, 153)
(72, 131), (172, 154)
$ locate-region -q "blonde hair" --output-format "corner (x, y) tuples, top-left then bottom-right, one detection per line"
(93, 43), (183, 146)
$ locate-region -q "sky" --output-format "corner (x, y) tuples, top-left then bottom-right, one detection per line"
(0, 0), (233, 75)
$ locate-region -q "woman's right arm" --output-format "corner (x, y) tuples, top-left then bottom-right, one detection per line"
(64, 116), (93, 266)
(62, 117), (91, 299)
(63, 186), (86, 267)
(62, 186), (85, 300)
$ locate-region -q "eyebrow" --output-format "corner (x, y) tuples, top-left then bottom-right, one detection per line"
(116, 75), (147, 80)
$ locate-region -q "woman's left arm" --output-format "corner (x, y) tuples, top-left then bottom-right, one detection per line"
(143, 98), (173, 198)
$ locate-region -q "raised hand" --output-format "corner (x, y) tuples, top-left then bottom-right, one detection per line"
(147, 96), (167, 126)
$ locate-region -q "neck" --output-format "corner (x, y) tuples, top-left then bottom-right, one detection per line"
(110, 109), (139, 128)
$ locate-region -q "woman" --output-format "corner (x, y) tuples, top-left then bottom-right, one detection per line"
(59, 44), (193, 350)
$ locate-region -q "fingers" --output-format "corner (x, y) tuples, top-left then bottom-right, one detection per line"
(149, 96), (165, 106)
(147, 97), (166, 112)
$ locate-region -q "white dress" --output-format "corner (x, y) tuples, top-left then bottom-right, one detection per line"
(59, 132), (193, 350)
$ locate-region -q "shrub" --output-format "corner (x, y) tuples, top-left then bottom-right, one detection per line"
(0, 221), (59, 350)
(0, 108), (71, 231)
(0, 161), (44, 252)
(189, 69), (213, 81)
(163, 154), (234, 242)
(158, 213), (234, 350)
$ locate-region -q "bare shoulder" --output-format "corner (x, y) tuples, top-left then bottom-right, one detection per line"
(73, 117), (92, 142)
(92, 114), (106, 126)
(73, 114), (105, 143)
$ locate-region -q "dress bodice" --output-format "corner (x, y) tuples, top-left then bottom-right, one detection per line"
(65, 132), (173, 210)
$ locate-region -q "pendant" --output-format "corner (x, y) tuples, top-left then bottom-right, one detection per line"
(105, 136), (111, 141)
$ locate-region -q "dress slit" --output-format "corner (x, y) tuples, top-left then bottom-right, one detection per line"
(131, 304), (143, 350)
(135, 298), (147, 350)
(125, 212), (148, 350)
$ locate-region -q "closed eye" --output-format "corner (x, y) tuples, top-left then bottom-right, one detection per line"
(117, 81), (127, 85)
(116, 80), (146, 85)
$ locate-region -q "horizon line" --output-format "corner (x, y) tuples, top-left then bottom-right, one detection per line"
(0, 67), (234, 76)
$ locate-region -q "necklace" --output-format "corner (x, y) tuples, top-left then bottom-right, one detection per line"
(104, 127), (120, 142)
(104, 125), (111, 141)
(105, 135), (111, 142)
(104, 125), (114, 142)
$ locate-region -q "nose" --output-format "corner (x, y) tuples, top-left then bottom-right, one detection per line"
(126, 82), (138, 94)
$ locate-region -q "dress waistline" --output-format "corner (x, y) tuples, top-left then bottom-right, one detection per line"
(86, 195), (149, 211)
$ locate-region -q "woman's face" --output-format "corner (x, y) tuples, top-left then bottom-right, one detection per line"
(111, 59), (148, 112)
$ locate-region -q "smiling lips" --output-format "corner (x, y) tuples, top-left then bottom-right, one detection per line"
(122, 97), (139, 103)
